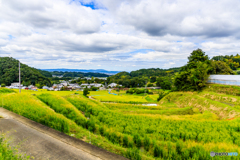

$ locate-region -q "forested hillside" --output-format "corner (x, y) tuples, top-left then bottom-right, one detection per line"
(212, 54), (240, 70)
(50, 71), (109, 77)
(0, 57), (51, 87)
(107, 68), (179, 88)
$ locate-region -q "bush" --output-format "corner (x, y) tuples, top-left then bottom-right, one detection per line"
(125, 148), (141, 160)
(91, 87), (98, 91)
(157, 91), (170, 101)
(99, 126), (104, 135)
(0, 88), (15, 93)
(87, 119), (96, 132)
(133, 134), (142, 148)
(176, 141), (183, 155)
(1, 83), (6, 87)
(154, 145), (162, 157)
(144, 136), (150, 151)
(123, 135), (129, 147)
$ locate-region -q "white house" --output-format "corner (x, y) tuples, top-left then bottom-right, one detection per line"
(108, 83), (118, 88)
(81, 83), (89, 87)
(11, 83), (23, 87)
(48, 87), (54, 91)
(42, 86), (49, 89)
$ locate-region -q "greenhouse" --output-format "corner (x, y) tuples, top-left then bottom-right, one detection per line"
(208, 75), (240, 86)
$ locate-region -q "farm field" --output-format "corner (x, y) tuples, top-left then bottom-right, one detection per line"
(1, 84), (240, 159)
(89, 90), (161, 103)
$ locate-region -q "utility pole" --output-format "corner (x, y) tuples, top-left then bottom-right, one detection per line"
(19, 61), (21, 93)
(144, 81), (147, 97)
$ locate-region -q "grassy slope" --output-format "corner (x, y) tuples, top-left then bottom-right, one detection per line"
(2, 85), (240, 159)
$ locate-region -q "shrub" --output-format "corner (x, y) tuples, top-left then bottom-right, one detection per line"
(154, 145), (162, 157)
(1, 83), (6, 87)
(99, 126), (104, 135)
(176, 141), (183, 155)
(143, 136), (150, 151)
(0, 88), (15, 93)
(133, 134), (142, 148)
(125, 148), (141, 160)
(123, 135), (129, 147)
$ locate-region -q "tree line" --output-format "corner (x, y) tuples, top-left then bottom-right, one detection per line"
(0, 57), (51, 87)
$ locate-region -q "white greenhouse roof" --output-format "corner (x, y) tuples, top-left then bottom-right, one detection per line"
(209, 75), (240, 81)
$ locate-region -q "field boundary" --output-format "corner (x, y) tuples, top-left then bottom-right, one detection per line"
(0, 107), (128, 160)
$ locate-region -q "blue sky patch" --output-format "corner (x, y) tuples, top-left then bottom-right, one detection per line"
(8, 35), (15, 40)
(129, 49), (155, 54)
(80, 1), (98, 9)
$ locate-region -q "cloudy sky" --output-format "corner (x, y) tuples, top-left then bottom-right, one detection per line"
(0, 0), (240, 71)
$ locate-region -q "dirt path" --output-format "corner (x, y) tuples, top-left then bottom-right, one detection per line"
(0, 107), (128, 160)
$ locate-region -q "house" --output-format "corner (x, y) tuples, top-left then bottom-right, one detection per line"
(42, 86), (49, 89)
(48, 87), (54, 91)
(89, 83), (102, 88)
(11, 82), (22, 87)
(81, 83), (89, 88)
(28, 85), (35, 89)
(53, 84), (63, 89)
(108, 83), (119, 88)
(31, 87), (38, 90)
(61, 82), (68, 86)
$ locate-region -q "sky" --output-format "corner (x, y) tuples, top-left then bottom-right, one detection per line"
(0, 0), (240, 71)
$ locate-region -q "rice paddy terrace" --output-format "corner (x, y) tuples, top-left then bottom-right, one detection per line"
(1, 84), (240, 160)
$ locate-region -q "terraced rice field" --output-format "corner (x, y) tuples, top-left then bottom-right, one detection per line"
(1, 84), (240, 159)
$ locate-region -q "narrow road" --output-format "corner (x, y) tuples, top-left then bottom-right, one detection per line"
(0, 107), (127, 160)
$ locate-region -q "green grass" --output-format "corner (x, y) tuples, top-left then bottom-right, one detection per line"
(37, 93), (87, 127)
(0, 133), (31, 160)
(2, 86), (240, 160)
(0, 88), (16, 94)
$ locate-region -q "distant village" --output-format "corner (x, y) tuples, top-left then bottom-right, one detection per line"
(4, 77), (122, 91)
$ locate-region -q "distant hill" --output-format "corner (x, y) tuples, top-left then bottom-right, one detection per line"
(49, 71), (110, 78)
(107, 67), (180, 88)
(42, 69), (121, 75)
(0, 57), (51, 86)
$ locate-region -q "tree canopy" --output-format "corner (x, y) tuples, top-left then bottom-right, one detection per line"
(0, 57), (51, 87)
(174, 49), (234, 91)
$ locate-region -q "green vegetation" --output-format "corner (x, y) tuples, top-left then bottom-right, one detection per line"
(0, 57), (51, 87)
(212, 54), (240, 70)
(1, 85), (240, 159)
(107, 68), (179, 88)
(83, 87), (90, 97)
(174, 49), (233, 91)
(37, 93), (87, 127)
(50, 71), (109, 78)
(2, 49), (240, 159)
(0, 88), (16, 93)
(0, 133), (31, 160)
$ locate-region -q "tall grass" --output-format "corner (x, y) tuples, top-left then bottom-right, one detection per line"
(0, 133), (31, 160)
(0, 93), (71, 133)
(37, 93), (87, 127)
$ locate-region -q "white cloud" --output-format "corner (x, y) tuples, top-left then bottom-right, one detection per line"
(0, 0), (240, 71)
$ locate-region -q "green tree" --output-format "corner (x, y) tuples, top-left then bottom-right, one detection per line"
(83, 87), (90, 97)
(1, 83), (6, 87)
(174, 49), (210, 91)
(208, 60), (234, 75)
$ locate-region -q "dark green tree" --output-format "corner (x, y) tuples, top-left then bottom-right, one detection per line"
(83, 87), (90, 97)
(174, 49), (210, 91)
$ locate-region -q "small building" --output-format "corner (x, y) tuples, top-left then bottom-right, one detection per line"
(108, 83), (118, 88)
(42, 86), (49, 89)
(48, 87), (54, 91)
(208, 75), (240, 86)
